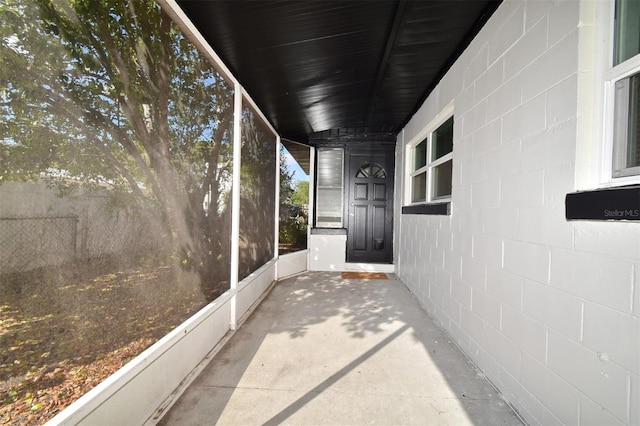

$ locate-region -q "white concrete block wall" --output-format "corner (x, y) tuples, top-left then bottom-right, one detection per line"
(395, 1), (640, 424)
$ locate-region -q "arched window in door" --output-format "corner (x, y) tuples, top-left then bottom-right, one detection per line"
(355, 162), (387, 178)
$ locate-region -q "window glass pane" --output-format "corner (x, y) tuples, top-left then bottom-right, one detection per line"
(614, 72), (640, 172)
(0, 0), (234, 421)
(356, 163), (386, 178)
(432, 160), (453, 199)
(317, 148), (343, 186)
(627, 73), (640, 168)
(414, 139), (427, 170)
(316, 148), (343, 227)
(240, 102), (276, 280)
(316, 188), (343, 225)
(614, 0), (640, 66)
(411, 172), (427, 203)
(432, 117), (454, 161)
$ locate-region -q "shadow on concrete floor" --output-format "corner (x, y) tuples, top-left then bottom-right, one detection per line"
(159, 271), (523, 425)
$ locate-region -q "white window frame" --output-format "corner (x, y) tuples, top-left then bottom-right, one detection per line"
(405, 104), (454, 205)
(600, 0), (640, 186)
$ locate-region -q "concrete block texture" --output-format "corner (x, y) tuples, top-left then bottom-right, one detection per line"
(582, 302), (640, 375)
(500, 305), (547, 363)
(547, 331), (630, 422)
(395, 0), (639, 424)
(520, 352), (581, 425)
(522, 280), (582, 342)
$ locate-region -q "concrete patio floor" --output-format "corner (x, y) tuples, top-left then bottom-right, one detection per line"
(158, 271), (524, 425)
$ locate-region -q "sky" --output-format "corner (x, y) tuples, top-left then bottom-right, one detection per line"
(282, 147), (309, 183)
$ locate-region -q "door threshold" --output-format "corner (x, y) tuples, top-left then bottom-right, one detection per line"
(344, 263), (395, 273)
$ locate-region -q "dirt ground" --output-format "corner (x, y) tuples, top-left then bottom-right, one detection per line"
(0, 258), (209, 425)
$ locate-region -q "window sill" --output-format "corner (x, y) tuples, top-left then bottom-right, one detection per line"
(402, 202), (450, 215)
(310, 227), (347, 235)
(565, 185), (640, 221)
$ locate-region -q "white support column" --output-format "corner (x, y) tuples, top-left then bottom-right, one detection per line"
(307, 147), (316, 271)
(274, 136), (281, 278)
(229, 84), (243, 331)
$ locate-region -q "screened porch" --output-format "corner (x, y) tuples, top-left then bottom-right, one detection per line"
(0, 0), (559, 424)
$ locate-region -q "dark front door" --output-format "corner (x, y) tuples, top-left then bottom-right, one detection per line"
(346, 147), (394, 263)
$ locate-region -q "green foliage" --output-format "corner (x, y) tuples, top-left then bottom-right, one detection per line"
(278, 160), (307, 252)
(279, 147), (295, 204)
(0, 0), (236, 298)
(291, 180), (309, 206)
(238, 105), (277, 278)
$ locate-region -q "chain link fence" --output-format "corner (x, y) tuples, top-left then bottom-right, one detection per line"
(0, 216), (78, 273)
(80, 197), (161, 262)
(0, 196), (164, 274)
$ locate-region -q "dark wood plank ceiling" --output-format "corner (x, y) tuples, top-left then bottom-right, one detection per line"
(176, 0), (500, 147)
